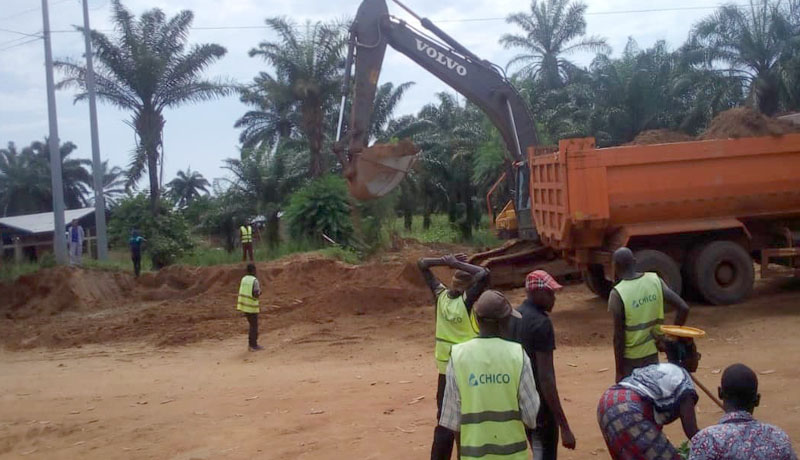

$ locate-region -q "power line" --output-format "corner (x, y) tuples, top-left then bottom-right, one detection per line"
(0, 27), (42, 38)
(0, 0), (72, 22)
(0, 36), (41, 53)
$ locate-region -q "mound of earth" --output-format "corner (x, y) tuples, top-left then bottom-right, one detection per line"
(0, 250), (451, 350)
(700, 107), (800, 140)
(628, 129), (693, 145)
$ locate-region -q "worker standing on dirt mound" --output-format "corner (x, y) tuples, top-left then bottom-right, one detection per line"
(129, 229), (145, 277)
(240, 221), (254, 262)
(236, 263), (263, 351)
(67, 219), (84, 266)
(609, 247), (690, 382)
(511, 270), (575, 459)
(439, 290), (539, 460)
(417, 253), (490, 460)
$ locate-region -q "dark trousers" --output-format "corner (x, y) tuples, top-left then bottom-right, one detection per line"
(431, 373), (456, 460)
(622, 353), (659, 379)
(242, 242), (254, 261)
(528, 405), (559, 460)
(245, 313), (258, 348)
(131, 252), (141, 277)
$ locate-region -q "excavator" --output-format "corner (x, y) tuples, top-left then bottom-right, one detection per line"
(333, 0), (578, 286)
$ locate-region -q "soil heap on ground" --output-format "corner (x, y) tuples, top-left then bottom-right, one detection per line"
(700, 107), (800, 140)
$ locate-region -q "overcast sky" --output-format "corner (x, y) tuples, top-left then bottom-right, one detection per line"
(0, 0), (726, 190)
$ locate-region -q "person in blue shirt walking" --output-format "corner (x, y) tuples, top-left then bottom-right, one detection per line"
(129, 229), (146, 277)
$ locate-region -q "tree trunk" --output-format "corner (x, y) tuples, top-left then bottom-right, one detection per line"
(302, 102), (324, 178)
(403, 211), (412, 231)
(135, 107), (165, 214)
(266, 210), (280, 248)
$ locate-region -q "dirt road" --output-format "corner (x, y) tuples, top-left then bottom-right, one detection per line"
(2, 271), (799, 459)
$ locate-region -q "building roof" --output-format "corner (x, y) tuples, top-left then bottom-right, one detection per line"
(0, 207), (95, 235)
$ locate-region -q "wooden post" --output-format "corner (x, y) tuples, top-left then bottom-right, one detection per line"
(14, 237), (23, 263)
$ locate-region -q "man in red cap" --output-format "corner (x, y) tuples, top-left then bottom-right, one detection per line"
(511, 270), (576, 460)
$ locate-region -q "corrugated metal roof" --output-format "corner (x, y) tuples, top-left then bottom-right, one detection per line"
(0, 208), (95, 234)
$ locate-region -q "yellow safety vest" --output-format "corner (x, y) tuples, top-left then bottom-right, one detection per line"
(614, 272), (664, 359)
(236, 275), (259, 314)
(435, 289), (479, 374)
(240, 225), (253, 243)
(452, 338), (528, 460)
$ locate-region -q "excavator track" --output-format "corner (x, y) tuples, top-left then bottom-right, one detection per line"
(468, 240), (582, 288)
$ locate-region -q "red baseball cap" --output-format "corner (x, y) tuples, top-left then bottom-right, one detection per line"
(525, 270), (563, 292)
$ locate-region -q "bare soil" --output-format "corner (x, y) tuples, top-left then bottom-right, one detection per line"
(627, 129), (694, 145)
(1, 251), (800, 459)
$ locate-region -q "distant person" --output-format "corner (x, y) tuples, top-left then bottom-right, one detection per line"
(439, 290), (539, 460)
(609, 247), (690, 382)
(597, 338), (701, 460)
(67, 219), (85, 266)
(240, 221), (254, 262)
(129, 229), (145, 277)
(417, 253), (490, 460)
(511, 270), (575, 459)
(689, 363), (798, 460)
(236, 263), (262, 351)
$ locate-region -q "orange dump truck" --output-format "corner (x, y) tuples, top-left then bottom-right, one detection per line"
(530, 134), (800, 305)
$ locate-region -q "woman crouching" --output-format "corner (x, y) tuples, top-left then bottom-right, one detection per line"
(597, 338), (701, 460)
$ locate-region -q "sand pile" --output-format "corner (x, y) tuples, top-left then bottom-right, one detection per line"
(628, 129), (693, 145)
(0, 251), (439, 349)
(700, 107), (800, 140)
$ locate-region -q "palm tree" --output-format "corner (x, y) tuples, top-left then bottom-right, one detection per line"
(56, 0), (233, 213)
(167, 168), (210, 208)
(500, 0), (610, 90)
(249, 18), (346, 177)
(691, 0), (800, 115)
(235, 72), (298, 151)
(368, 81), (415, 141)
(0, 142), (50, 216)
(0, 140), (92, 216)
(93, 160), (128, 208)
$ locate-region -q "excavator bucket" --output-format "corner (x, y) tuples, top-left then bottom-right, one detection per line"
(345, 139), (419, 200)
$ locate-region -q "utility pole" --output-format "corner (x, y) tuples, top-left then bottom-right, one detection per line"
(81, 0), (108, 260)
(42, 0), (67, 265)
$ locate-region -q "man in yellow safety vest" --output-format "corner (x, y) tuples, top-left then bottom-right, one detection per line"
(236, 263), (263, 351)
(418, 253), (490, 460)
(439, 290), (540, 460)
(609, 247), (690, 382)
(240, 222), (254, 262)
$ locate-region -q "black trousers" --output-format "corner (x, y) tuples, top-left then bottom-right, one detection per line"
(242, 242), (254, 261)
(245, 313), (258, 348)
(431, 373), (456, 460)
(528, 405), (559, 460)
(131, 253), (141, 277)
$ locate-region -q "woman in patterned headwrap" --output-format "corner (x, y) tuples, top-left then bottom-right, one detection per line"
(597, 339), (701, 460)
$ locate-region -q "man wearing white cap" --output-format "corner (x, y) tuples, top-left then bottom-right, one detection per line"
(511, 270), (575, 460)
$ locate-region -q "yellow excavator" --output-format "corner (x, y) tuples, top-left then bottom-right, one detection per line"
(333, 0), (579, 286)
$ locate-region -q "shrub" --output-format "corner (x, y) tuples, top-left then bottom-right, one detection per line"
(285, 175), (354, 245)
(108, 194), (194, 269)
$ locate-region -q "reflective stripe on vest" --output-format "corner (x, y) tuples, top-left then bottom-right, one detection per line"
(240, 225), (253, 243)
(434, 290), (479, 374)
(452, 338), (528, 460)
(614, 272), (664, 359)
(236, 275), (259, 313)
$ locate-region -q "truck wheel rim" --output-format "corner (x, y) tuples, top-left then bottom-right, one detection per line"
(715, 262), (735, 286)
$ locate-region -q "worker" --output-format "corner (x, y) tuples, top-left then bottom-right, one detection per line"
(689, 363), (798, 459)
(597, 338), (701, 460)
(66, 219), (85, 266)
(511, 270), (575, 459)
(240, 221), (254, 262)
(439, 290), (539, 460)
(236, 263), (263, 351)
(417, 253), (490, 460)
(609, 247), (690, 382)
(129, 229), (145, 277)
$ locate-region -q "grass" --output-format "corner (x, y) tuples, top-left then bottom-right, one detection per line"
(177, 239), (362, 267)
(388, 214), (500, 248)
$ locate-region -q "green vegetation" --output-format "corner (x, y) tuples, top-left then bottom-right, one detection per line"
(3, 0), (798, 274)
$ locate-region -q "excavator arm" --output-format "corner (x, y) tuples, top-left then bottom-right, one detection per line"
(337, 0), (539, 205)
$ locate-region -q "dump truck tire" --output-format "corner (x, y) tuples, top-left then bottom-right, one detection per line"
(583, 264), (612, 299)
(634, 249), (683, 295)
(693, 241), (754, 305)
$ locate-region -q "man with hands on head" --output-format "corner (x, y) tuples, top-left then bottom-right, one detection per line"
(418, 253), (490, 460)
